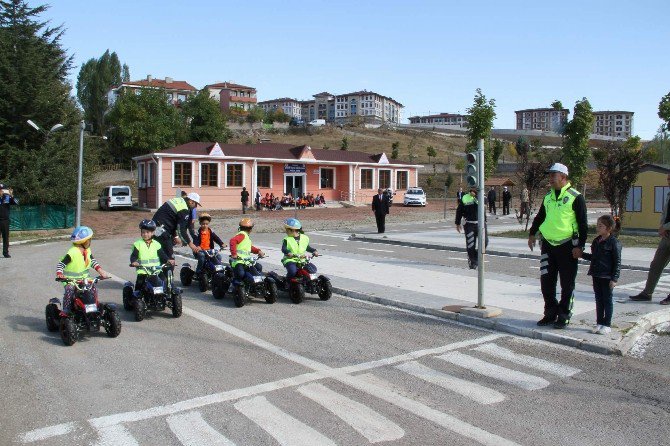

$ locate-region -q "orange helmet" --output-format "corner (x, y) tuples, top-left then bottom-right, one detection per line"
(239, 218), (253, 229)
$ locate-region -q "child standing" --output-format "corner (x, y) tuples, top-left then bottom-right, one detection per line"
(56, 226), (111, 315)
(582, 215), (622, 334)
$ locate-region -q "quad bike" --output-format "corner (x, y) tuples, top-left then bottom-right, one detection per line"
(268, 254), (332, 304)
(180, 248), (232, 299)
(230, 255), (278, 308)
(46, 277), (121, 346)
(122, 264), (183, 321)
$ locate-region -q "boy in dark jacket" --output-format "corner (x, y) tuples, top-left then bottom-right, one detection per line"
(193, 213), (226, 275)
(582, 215), (622, 334)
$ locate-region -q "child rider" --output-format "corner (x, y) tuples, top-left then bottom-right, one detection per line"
(229, 218), (265, 289)
(129, 219), (172, 293)
(281, 218), (319, 281)
(193, 213), (226, 277)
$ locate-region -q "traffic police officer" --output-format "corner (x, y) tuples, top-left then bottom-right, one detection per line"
(455, 186), (488, 269)
(528, 163), (588, 329)
(151, 192), (201, 260)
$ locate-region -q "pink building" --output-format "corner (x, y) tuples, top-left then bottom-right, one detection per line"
(134, 142), (420, 210)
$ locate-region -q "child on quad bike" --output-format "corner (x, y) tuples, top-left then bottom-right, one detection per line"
(193, 213), (227, 276)
(129, 219), (172, 290)
(281, 218), (319, 280)
(55, 226), (111, 315)
(229, 218), (265, 289)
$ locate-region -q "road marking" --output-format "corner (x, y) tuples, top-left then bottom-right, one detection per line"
(474, 343), (581, 377)
(357, 247), (395, 253)
(395, 361), (505, 405)
(93, 424), (139, 446)
(438, 352), (550, 391)
(166, 411), (236, 446)
(297, 383), (405, 443)
(446, 257), (467, 261)
(234, 396), (337, 446)
(315, 243), (338, 247)
(19, 423), (75, 443)
(349, 374), (520, 446)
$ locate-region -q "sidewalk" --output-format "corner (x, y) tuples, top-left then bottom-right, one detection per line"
(345, 223), (670, 356)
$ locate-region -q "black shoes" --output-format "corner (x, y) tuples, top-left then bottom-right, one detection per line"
(629, 292), (652, 302)
(660, 295), (670, 306)
(537, 315), (557, 326)
(3, 253), (9, 258)
(553, 318), (569, 329)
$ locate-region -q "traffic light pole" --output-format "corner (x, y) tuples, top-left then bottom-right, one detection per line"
(476, 138), (485, 308)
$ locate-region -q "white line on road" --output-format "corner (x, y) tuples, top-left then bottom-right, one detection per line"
(93, 424), (139, 446)
(297, 383), (405, 443)
(473, 343), (581, 377)
(234, 396), (337, 446)
(19, 423), (76, 443)
(166, 411), (236, 446)
(357, 247), (395, 253)
(438, 352), (550, 391)
(395, 361), (505, 405)
(315, 243), (338, 247)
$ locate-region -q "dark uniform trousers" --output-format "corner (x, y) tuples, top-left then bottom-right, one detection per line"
(464, 222), (488, 267)
(540, 239), (578, 321)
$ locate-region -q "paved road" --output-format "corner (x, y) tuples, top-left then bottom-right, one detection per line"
(1, 236), (669, 446)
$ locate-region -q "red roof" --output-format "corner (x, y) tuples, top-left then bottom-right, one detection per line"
(149, 142), (417, 165)
(121, 79), (196, 91)
(205, 82), (256, 91)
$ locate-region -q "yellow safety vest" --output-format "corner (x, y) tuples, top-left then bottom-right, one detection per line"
(62, 245), (92, 279)
(231, 231), (252, 267)
(167, 197), (188, 213)
(539, 182), (580, 246)
(282, 235), (310, 265)
(133, 239), (162, 274)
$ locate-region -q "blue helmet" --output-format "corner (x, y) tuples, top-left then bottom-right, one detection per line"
(71, 226), (93, 244)
(284, 218), (302, 230)
(139, 219), (156, 231)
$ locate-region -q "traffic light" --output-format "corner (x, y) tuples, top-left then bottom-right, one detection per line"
(465, 152), (478, 188)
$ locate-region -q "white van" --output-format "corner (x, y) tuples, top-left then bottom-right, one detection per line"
(98, 185), (132, 210)
(308, 119), (326, 127)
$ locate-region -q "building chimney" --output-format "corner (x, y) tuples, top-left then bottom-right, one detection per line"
(147, 74), (152, 82)
(165, 77), (173, 84)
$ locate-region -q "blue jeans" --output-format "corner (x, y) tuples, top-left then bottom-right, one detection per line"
(232, 263), (263, 284)
(284, 262), (317, 280)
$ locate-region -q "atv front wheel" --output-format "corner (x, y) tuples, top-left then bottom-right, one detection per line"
(212, 279), (227, 299)
(265, 281), (278, 304)
(318, 277), (332, 301)
(134, 299), (147, 322)
(290, 282), (305, 304)
(60, 318), (76, 346)
(104, 310), (122, 337)
(122, 286), (134, 311)
(45, 304), (60, 332)
(180, 267), (192, 287)
(233, 285), (246, 308)
(171, 293), (182, 318)
(198, 273), (208, 292)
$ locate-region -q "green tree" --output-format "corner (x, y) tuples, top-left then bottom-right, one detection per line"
(121, 63), (130, 82)
(593, 137), (644, 222)
(0, 0), (87, 204)
(642, 126), (670, 164)
(340, 136), (349, 151)
(246, 106), (265, 123)
(391, 141), (399, 159)
(551, 100), (563, 110)
(492, 139), (504, 166)
(107, 88), (184, 160)
(76, 49), (122, 136)
(465, 88), (496, 178)
(562, 97), (594, 187)
(659, 92), (670, 127)
(181, 89), (230, 143)
(407, 137), (417, 162)
(426, 145), (436, 163)
(515, 139), (558, 230)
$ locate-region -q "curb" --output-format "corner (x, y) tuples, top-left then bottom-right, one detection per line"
(350, 235), (663, 274)
(9, 235), (70, 246)
(333, 285), (669, 356)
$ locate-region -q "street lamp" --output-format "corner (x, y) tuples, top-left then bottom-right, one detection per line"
(26, 120), (64, 140)
(76, 121), (107, 227)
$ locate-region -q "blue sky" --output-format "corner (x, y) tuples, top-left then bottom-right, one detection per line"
(37, 0), (669, 139)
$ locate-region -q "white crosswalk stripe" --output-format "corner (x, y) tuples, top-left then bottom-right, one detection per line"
(473, 343), (581, 377)
(93, 424), (139, 446)
(234, 396), (337, 446)
(395, 360), (506, 405)
(297, 382), (405, 443)
(166, 411), (236, 446)
(438, 351), (550, 391)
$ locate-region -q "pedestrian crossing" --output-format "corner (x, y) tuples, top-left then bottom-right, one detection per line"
(20, 341), (581, 446)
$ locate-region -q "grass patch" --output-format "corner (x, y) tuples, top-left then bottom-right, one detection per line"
(494, 225), (660, 248)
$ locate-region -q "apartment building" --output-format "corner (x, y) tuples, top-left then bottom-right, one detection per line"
(257, 98), (302, 118)
(204, 82), (257, 113)
(515, 108), (570, 132)
(334, 90), (403, 124)
(107, 75), (197, 107)
(592, 111), (634, 138)
(408, 113), (468, 127)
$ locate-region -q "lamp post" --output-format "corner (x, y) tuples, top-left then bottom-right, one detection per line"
(26, 120), (64, 140)
(76, 120), (85, 227)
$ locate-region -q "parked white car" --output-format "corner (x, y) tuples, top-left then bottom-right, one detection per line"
(403, 187), (426, 206)
(308, 119), (326, 127)
(98, 185), (132, 210)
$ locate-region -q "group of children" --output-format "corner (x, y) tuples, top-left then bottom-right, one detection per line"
(55, 213), (621, 335)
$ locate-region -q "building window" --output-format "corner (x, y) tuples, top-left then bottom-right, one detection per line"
(626, 186), (642, 212)
(138, 163), (146, 188)
(379, 170), (391, 189)
(654, 186), (670, 212)
(361, 169), (373, 189)
(146, 163), (154, 187)
(257, 165), (271, 188)
(173, 162), (192, 187)
(226, 163), (243, 187)
(396, 171), (408, 190)
(320, 168), (335, 189)
(200, 162), (218, 187)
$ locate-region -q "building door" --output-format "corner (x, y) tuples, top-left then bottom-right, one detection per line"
(285, 174), (305, 197)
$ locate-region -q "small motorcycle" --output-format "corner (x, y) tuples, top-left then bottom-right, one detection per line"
(180, 248), (233, 299)
(46, 277), (121, 346)
(230, 255), (278, 308)
(122, 264), (183, 321)
(268, 254), (332, 304)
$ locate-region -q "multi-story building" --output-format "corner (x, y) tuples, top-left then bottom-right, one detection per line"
(515, 108), (570, 132)
(592, 111), (634, 138)
(107, 75), (197, 107)
(204, 82), (257, 113)
(408, 113), (468, 127)
(333, 90), (403, 124)
(257, 98), (302, 119)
